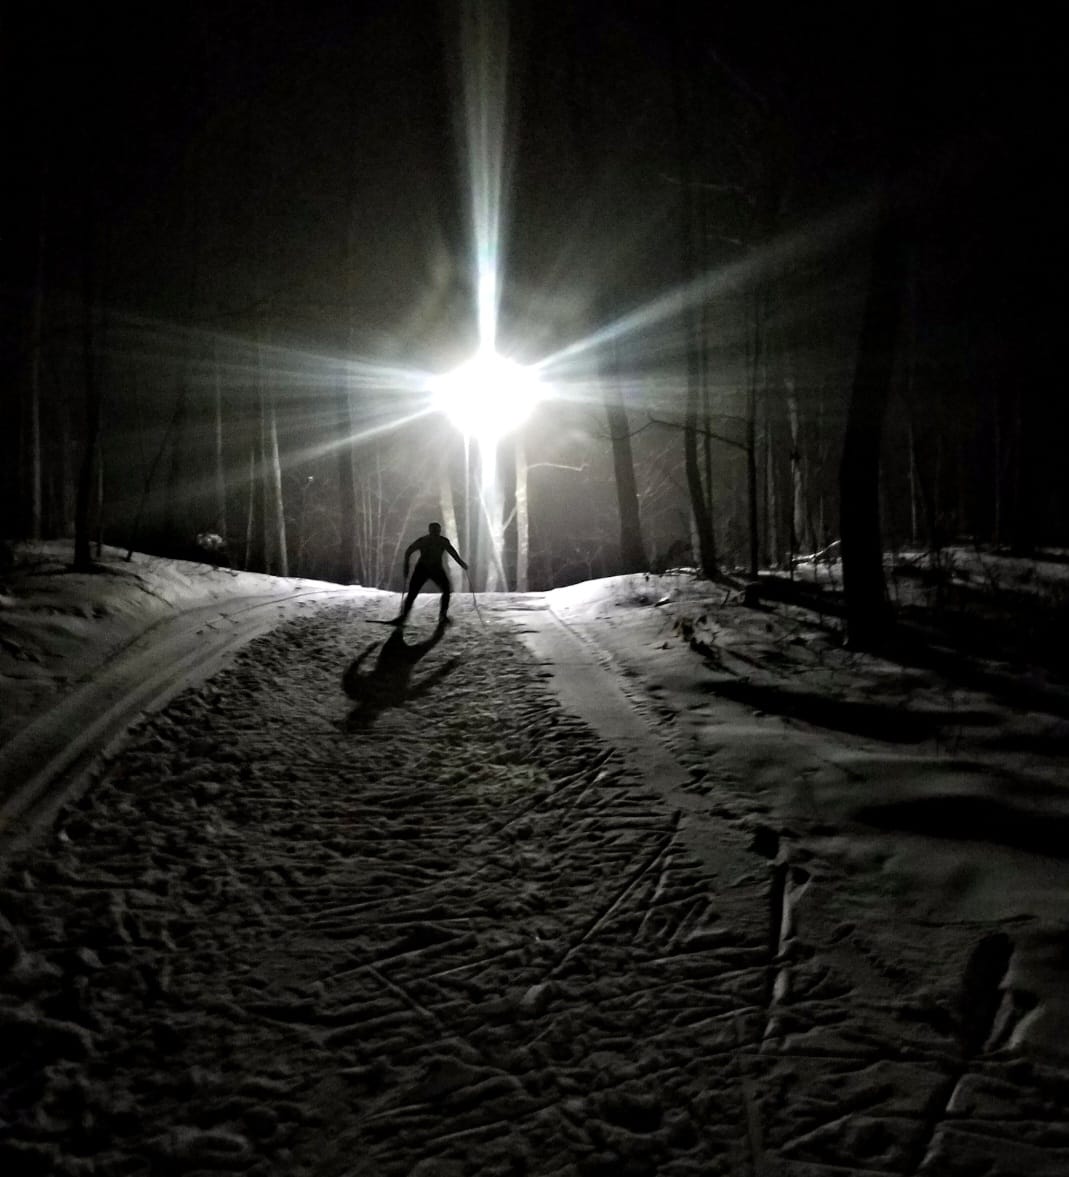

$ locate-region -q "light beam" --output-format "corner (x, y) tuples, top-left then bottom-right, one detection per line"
(429, 348), (540, 449)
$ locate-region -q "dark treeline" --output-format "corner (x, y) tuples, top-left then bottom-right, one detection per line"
(1, 2), (1058, 645)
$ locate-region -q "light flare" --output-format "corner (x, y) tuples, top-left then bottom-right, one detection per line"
(532, 196), (877, 383)
(429, 348), (541, 449)
(460, 0), (510, 355)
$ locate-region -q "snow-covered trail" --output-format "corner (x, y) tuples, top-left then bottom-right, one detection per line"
(1, 599), (1066, 1176)
(0, 585), (368, 854)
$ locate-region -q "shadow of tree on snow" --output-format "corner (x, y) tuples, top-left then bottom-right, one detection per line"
(341, 625), (459, 729)
(700, 676), (1000, 743)
(855, 794), (1069, 858)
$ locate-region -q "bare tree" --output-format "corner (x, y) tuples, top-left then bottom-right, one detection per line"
(439, 454), (461, 568)
(335, 376), (357, 583)
(604, 355), (647, 572)
(25, 176), (47, 540)
(73, 188), (103, 571)
(840, 192), (906, 647)
(212, 341), (227, 538)
(163, 379), (188, 547)
(745, 294), (762, 576)
(786, 371), (808, 557)
(258, 352), (288, 576)
(514, 435), (530, 591)
(672, 31), (718, 579)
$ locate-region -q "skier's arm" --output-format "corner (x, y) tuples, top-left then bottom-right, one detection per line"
(403, 539), (419, 576)
(446, 541), (467, 570)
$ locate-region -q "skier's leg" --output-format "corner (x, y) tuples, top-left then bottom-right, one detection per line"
(432, 568), (451, 620)
(401, 567), (426, 619)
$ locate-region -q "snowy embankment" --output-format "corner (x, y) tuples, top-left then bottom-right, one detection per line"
(550, 566), (1069, 1065)
(0, 544), (385, 844)
(0, 543), (1068, 1174)
(0, 542), (385, 746)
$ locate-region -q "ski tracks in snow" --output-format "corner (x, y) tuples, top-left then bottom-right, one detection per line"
(0, 601), (1066, 1176)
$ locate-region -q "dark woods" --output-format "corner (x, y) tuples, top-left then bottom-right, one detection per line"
(1, 3), (1058, 646)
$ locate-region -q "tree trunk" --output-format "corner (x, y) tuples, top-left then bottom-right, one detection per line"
(787, 375), (807, 556)
(213, 342), (227, 537)
(265, 391), (288, 577)
(764, 416), (778, 566)
(746, 303), (760, 577)
(27, 186), (46, 540)
(514, 435), (530, 592)
(335, 378), (357, 583)
(127, 382), (177, 562)
(908, 416), (920, 547)
(1009, 386), (1033, 555)
(605, 368), (646, 572)
(684, 384), (716, 578)
(58, 395), (75, 538)
(73, 192), (101, 572)
(245, 430), (262, 572)
(164, 380), (187, 547)
(439, 457), (461, 562)
(94, 434), (104, 557)
(479, 440), (508, 593)
(702, 345), (716, 563)
(672, 25), (715, 580)
(901, 242), (920, 547)
(839, 196), (906, 648)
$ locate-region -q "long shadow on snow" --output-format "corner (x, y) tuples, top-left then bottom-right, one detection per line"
(855, 794), (1069, 859)
(341, 624), (459, 729)
(701, 676), (1000, 743)
(735, 574), (1069, 734)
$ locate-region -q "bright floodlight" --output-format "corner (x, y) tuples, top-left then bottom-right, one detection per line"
(430, 350), (540, 443)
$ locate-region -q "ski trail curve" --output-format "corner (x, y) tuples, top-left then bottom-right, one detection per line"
(0, 586), (364, 857)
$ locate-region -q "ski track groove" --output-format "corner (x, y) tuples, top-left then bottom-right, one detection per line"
(0, 601), (1064, 1175)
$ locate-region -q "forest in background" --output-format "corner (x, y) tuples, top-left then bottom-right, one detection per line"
(1, 2), (1059, 647)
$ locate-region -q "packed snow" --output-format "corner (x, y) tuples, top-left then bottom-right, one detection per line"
(1, 541), (1068, 1175)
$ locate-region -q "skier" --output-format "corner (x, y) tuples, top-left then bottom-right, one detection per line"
(394, 522), (468, 626)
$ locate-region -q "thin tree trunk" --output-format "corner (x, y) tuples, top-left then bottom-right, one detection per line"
(746, 301), (760, 577)
(839, 195), (905, 647)
(684, 385), (716, 578)
(244, 444), (257, 571)
(765, 417), (778, 566)
(373, 449), (384, 586)
(672, 28), (715, 580)
(335, 379), (357, 583)
(439, 458), (460, 556)
(27, 185), (46, 540)
(514, 435), (529, 591)
(902, 242), (920, 548)
(479, 440), (507, 593)
(94, 434), (104, 557)
(787, 375), (807, 556)
(213, 342), (227, 536)
(164, 381), (187, 547)
(73, 191), (101, 571)
(265, 391), (288, 576)
(702, 371), (715, 563)
(58, 392), (75, 537)
(957, 437), (971, 542)
(1010, 386), (1032, 554)
(908, 416), (919, 547)
(127, 389), (178, 562)
(605, 372), (646, 572)
(817, 381), (828, 550)
(256, 367), (270, 571)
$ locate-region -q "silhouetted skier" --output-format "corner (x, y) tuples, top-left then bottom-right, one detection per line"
(394, 522), (468, 625)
